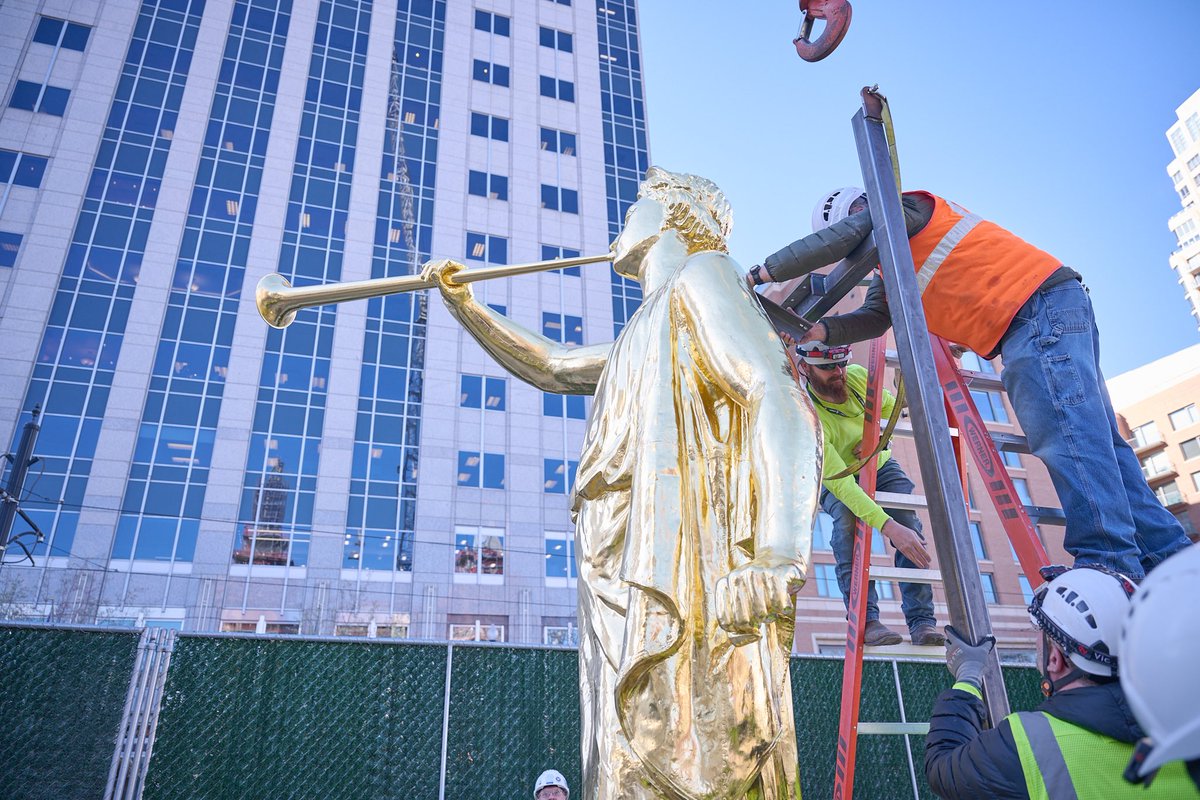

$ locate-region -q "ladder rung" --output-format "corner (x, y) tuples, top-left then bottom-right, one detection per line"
(990, 431), (1031, 454)
(1025, 505), (1066, 526)
(893, 420), (959, 438)
(857, 721), (930, 736)
(869, 565), (942, 584)
(885, 349), (1004, 391)
(874, 491), (927, 511)
(864, 643), (944, 660)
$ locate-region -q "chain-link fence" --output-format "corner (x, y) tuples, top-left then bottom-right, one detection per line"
(0, 623), (1043, 799)
(0, 625), (141, 800)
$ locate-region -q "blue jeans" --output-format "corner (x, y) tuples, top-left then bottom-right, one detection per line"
(998, 280), (1191, 580)
(820, 458), (936, 631)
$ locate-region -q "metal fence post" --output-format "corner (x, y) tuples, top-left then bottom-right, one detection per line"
(438, 643), (454, 800)
(104, 627), (177, 800)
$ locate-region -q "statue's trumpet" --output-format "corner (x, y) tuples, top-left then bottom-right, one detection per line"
(256, 252), (614, 329)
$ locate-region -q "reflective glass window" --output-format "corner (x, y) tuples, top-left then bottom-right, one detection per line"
(0, 232), (21, 268)
(33, 16), (64, 45)
(815, 564), (841, 598)
(968, 521), (988, 561)
(9, 80), (40, 111)
(482, 453), (504, 489)
(980, 573), (998, 604)
(474, 10), (510, 36)
(1169, 404), (1198, 430)
(543, 458), (578, 493)
(61, 22), (92, 52)
(458, 451), (480, 485)
(10, 153), (47, 187)
(970, 389), (1009, 424)
(460, 374), (482, 407)
(544, 534), (575, 579)
(39, 86), (71, 116)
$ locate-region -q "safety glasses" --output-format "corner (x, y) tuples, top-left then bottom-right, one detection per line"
(811, 360), (849, 372)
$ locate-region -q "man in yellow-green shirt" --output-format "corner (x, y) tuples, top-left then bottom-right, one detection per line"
(796, 340), (943, 647)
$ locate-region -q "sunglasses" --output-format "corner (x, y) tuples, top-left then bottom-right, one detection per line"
(811, 360), (849, 372)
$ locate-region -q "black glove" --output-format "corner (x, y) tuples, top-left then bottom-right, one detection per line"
(944, 625), (995, 689)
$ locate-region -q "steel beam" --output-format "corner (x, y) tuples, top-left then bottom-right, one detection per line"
(852, 101), (1010, 725)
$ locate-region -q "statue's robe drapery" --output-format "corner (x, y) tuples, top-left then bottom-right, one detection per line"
(572, 254), (801, 799)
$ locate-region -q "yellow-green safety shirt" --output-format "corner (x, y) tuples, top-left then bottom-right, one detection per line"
(811, 363), (896, 531)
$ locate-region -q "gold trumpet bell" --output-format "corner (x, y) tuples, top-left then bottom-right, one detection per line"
(257, 273), (296, 329)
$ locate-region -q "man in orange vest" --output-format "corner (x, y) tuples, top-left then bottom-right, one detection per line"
(748, 188), (1192, 582)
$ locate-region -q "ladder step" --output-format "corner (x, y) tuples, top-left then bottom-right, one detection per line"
(1024, 505), (1066, 526)
(893, 420), (959, 438)
(874, 491), (927, 511)
(885, 349), (1004, 392)
(858, 721), (930, 736)
(990, 431), (1031, 454)
(869, 565), (942, 584)
(863, 643), (944, 660)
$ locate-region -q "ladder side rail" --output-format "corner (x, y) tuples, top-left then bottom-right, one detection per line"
(831, 335), (888, 800)
(931, 337), (1051, 587)
(851, 102), (1010, 725)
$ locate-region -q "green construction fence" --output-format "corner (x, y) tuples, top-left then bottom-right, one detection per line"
(0, 624), (1044, 799)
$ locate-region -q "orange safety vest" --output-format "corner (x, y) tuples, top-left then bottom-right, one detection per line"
(906, 191), (1063, 356)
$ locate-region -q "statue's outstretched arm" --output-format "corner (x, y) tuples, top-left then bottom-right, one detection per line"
(422, 260), (609, 394)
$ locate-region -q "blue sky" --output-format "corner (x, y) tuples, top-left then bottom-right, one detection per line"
(637, 2), (1200, 377)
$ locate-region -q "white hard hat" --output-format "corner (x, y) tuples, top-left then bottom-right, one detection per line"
(1028, 565), (1136, 679)
(1120, 545), (1200, 777)
(797, 341), (852, 365)
(534, 769), (569, 798)
(811, 186), (866, 232)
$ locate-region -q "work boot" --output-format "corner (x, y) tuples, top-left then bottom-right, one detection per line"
(910, 624), (945, 647)
(862, 620), (903, 646)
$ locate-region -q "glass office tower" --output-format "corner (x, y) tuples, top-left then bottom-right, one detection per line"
(0, 0), (649, 642)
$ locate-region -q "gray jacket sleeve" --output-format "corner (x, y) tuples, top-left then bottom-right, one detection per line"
(823, 274), (890, 345)
(761, 210), (875, 283)
(806, 195), (933, 345)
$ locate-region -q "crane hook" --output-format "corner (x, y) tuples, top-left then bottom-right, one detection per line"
(794, 0), (852, 62)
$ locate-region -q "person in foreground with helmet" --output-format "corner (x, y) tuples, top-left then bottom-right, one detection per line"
(749, 188), (1192, 583)
(1120, 543), (1200, 792)
(924, 564), (1197, 798)
(533, 769), (569, 800)
(788, 337), (943, 647)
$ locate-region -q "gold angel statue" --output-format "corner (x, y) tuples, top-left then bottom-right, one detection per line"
(422, 167), (822, 799)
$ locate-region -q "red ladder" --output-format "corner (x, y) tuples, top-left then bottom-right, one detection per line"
(831, 333), (1051, 800)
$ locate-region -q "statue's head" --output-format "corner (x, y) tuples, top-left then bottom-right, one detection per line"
(611, 166), (733, 279)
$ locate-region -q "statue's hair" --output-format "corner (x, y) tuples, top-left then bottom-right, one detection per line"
(638, 166), (732, 254)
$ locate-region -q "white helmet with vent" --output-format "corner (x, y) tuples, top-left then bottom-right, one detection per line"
(1028, 564), (1136, 679)
(811, 186), (866, 232)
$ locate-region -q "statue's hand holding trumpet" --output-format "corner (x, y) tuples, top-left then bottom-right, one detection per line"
(715, 552), (804, 644)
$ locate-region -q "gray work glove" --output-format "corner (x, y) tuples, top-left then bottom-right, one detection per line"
(944, 625), (996, 689)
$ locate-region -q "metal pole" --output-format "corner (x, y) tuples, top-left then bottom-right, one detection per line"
(132, 628), (177, 798)
(851, 100), (1009, 725)
(0, 406), (42, 567)
(437, 643), (454, 800)
(107, 627), (157, 799)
